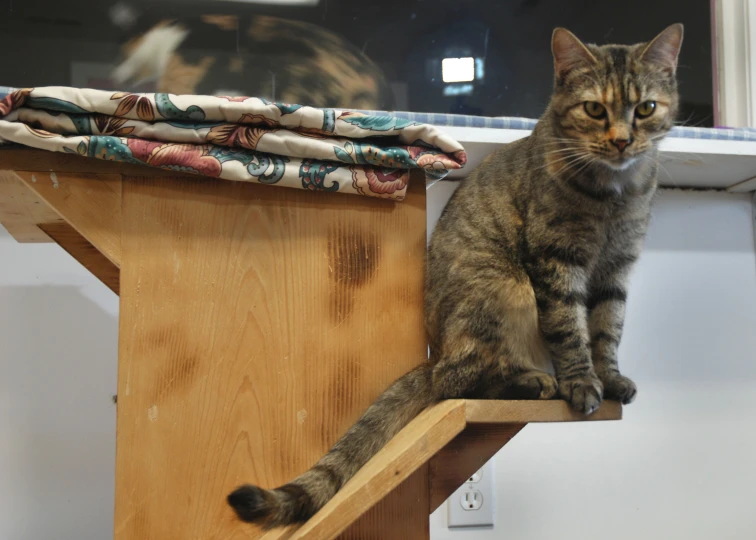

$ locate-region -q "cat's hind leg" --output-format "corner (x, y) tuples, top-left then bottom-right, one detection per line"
(487, 276), (558, 400)
(501, 370), (558, 400)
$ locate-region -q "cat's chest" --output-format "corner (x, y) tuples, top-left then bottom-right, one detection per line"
(596, 208), (651, 256)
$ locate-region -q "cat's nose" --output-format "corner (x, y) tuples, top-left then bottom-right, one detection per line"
(611, 138), (632, 152)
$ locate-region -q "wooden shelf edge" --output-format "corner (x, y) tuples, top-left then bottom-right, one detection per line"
(269, 399), (621, 539)
(463, 399), (622, 424)
(0, 147), (175, 176)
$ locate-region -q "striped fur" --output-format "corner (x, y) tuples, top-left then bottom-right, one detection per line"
(228, 24), (683, 528)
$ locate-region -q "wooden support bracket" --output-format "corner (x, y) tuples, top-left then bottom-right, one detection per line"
(38, 222), (120, 294)
(273, 399), (621, 539)
(429, 423), (525, 513)
(0, 170), (63, 242)
(14, 170), (122, 267)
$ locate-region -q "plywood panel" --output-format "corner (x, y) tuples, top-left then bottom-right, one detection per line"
(116, 173), (428, 540)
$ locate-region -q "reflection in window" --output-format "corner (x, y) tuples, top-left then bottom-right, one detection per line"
(0, 0), (713, 125)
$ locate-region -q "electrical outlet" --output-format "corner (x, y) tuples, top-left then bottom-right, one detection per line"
(460, 490), (484, 510)
(447, 461), (494, 528)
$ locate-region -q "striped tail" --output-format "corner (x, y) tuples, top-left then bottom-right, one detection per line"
(227, 364), (435, 529)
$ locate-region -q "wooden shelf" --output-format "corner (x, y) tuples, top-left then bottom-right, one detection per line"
(441, 126), (756, 191)
(464, 398), (621, 423)
(273, 399), (621, 540)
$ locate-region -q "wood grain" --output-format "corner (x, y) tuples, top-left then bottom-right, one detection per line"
(14, 170), (122, 266)
(290, 401), (466, 540)
(0, 170), (62, 242)
(38, 222), (120, 294)
(428, 423), (524, 513)
(116, 173), (428, 540)
(464, 399), (622, 424)
(255, 468), (432, 540)
(340, 466), (430, 540)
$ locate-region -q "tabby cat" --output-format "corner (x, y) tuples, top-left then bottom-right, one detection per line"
(228, 24), (683, 528)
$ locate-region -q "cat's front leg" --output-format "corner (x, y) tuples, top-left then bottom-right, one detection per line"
(587, 266), (638, 404)
(530, 260), (603, 415)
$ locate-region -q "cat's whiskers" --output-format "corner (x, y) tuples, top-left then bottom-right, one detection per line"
(639, 153), (677, 187)
(648, 133), (705, 172)
(508, 144), (592, 171)
(673, 110), (706, 128)
(543, 146), (591, 157)
(562, 155), (600, 184)
(527, 149), (593, 174)
(539, 137), (588, 146)
(535, 144), (583, 155)
(548, 152), (597, 178)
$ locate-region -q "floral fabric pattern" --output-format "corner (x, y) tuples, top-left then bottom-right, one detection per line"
(0, 86), (467, 201)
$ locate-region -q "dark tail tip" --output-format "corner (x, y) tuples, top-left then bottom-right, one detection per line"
(227, 485), (273, 523)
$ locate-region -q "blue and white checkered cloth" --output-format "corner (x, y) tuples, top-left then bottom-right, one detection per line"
(359, 111), (756, 142)
(3, 85), (754, 142)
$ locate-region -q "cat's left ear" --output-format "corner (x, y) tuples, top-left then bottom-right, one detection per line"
(640, 23), (684, 73)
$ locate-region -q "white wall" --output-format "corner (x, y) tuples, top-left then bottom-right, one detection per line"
(430, 188), (756, 539)
(0, 231), (118, 540)
(1, 189), (754, 540)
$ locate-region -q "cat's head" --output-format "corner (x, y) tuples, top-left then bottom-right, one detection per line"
(548, 24), (683, 172)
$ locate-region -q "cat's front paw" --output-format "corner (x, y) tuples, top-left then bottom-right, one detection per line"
(559, 374), (603, 415)
(599, 372), (637, 404)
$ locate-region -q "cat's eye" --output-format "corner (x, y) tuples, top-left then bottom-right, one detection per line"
(583, 101), (606, 119)
(635, 101), (657, 118)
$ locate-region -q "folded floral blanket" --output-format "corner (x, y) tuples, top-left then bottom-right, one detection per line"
(0, 87), (467, 201)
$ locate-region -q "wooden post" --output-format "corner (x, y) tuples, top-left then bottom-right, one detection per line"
(114, 172), (428, 539)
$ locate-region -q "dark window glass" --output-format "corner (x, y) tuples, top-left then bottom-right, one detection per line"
(0, 0), (713, 126)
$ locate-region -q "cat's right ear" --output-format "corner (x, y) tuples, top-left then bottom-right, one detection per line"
(640, 23), (684, 73)
(552, 28), (598, 79)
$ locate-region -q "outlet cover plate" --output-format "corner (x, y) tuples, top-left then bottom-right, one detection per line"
(447, 460), (495, 528)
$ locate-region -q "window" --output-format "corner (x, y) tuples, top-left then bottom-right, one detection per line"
(0, 0), (715, 126)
